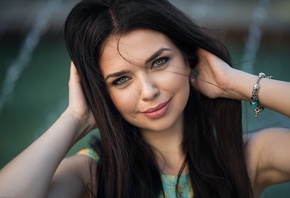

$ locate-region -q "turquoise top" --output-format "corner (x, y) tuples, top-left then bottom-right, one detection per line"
(78, 149), (194, 197)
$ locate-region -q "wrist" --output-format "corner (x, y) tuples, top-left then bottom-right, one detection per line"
(224, 69), (257, 101)
(60, 109), (94, 141)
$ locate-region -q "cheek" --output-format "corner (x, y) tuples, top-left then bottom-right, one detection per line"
(109, 88), (139, 115)
(157, 66), (190, 93)
(169, 75), (190, 98)
(160, 67), (190, 104)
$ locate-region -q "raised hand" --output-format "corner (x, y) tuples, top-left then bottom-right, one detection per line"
(66, 62), (97, 136)
(0, 62), (97, 198)
(190, 49), (235, 99)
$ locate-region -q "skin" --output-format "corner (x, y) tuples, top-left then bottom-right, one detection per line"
(101, 30), (190, 133)
(0, 29), (290, 198)
(100, 30), (190, 173)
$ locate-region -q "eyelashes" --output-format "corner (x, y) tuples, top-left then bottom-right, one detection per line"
(151, 57), (169, 68)
(111, 56), (170, 87)
(112, 76), (131, 86)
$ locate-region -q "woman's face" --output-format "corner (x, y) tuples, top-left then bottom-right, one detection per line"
(100, 29), (190, 133)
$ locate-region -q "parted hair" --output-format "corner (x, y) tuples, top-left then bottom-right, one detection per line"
(64, 0), (252, 197)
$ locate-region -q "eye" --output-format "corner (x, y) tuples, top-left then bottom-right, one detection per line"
(112, 76), (131, 86)
(152, 57), (169, 68)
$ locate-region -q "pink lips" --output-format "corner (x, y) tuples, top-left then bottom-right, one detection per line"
(142, 99), (171, 119)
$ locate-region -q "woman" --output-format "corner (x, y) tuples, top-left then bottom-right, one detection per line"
(0, 0), (290, 197)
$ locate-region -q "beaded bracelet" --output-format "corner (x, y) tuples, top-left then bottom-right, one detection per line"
(250, 72), (273, 117)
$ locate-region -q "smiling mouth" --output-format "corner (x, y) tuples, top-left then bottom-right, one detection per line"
(142, 99), (171, 119)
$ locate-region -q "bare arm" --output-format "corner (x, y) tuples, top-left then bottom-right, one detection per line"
(191, 49), (290, 117)
(246, 128), (290, 190)
(0, 63), (96, 198)
(48, 154), (96, 198)
(192, 49), (290, 192)
(226, 70), (290, 118)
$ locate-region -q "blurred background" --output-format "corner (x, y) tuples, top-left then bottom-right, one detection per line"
(0, 0), (289, 197)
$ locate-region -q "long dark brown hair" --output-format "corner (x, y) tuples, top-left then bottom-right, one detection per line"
(64, 0), (252, 197)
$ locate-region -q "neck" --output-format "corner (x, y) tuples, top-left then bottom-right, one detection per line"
(140, 116), (187, 175)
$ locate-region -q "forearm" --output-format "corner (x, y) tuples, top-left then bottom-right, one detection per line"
(0, 109), (86, 198)
(226, 69), (290, 117)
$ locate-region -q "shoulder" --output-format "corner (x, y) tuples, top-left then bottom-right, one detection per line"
(49, 149), (98, 198)
(245, 128), (290, 192)
(77, 148), (100, 162)
(76, 148), (99, 191)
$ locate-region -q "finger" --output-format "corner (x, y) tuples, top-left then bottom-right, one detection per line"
(195, 48), (208, 71)
(70, 61), (81, 83)
(197, 48), (209, 60)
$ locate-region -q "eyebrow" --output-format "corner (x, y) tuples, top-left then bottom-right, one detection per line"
(104, 48), (172, 81)
(105, 70), (131, 81)
(145, 48), (172, 65)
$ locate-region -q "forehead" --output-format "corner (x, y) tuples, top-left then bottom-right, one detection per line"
(99, 29), (177, 72)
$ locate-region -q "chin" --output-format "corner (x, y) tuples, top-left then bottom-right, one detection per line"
(139, 117), (182, 133)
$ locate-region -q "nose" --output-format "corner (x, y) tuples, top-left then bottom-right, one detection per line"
(140, 76), (160, 101)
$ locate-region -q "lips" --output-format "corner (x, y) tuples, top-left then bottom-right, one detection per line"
(142, 99), (171, 119)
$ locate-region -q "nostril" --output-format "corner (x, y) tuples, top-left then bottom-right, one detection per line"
(141, 85), (160, 101)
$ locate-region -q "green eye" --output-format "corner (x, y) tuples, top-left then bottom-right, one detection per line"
(112, 76), (130, 86)
(152, 57), (169, 68)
